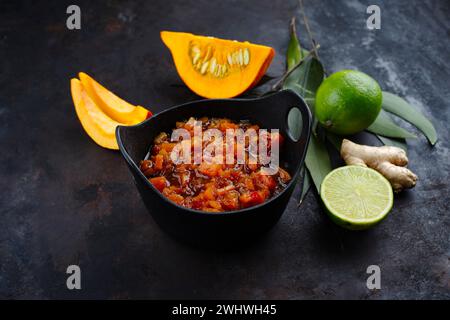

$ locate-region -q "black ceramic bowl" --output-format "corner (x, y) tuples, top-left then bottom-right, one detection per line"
(116, 89), (311, 247)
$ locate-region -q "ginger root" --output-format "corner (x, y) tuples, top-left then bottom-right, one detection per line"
(340, 139), (417, 192)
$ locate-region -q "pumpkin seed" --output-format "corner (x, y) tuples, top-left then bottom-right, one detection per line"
(189, 42), (249, 77)
(191, 46), (200, 54)
(209, 58), (217, 73)
(192, 52), (201, 64)
(238, 49), (244, 66)
(227, 54), (233, 65)
(232, 52), (239, 65)
(243, 48), (250, 65)
(200, 61), (209, 74)
(203, 46), (212, 62)
(215, 65), (221, 77)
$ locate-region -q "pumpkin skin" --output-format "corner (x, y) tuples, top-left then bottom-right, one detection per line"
(161, 31), (275, 98)
(71, 78), (120, 150)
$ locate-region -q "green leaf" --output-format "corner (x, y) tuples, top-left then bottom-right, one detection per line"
(382, 91), (437, 145)
(298, 167), (311, 206)
(377, 135), (407, 151)
(286, 17), (303, 71)
(283, 17), (323, 103)
(306, 97), (318, 132)
(305, 134), (333, 193)
(283, 56), (324, 102)
(367, 110), (417, 139)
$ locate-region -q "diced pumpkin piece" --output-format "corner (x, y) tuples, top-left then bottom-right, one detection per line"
(203, 184), (216, 200)
(218, 120), (239, 131)
(161, 31), (275, 98)
(221, 190), (239, 210)
(198, 163), (222, 177)
(192, 196), (204, 210)
(160, 142), (176, 152)
(79, 72), (150, 125)
(70, 78), (120, 150)
(208, 200), (222, 210)
(163, 190), (184, 205)
(154, 132), (168, 144)
(278, 168), (292, 183)
(150, 176), (169, 192)
(154, 154), (164, 170)
(244, 177), (255, 190)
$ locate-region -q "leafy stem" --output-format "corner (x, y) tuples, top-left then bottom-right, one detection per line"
(271, 44), (320, 91)
(298, 0), (320, 60)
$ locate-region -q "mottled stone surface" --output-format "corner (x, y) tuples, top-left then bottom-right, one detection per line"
(0, 0), (449, 299)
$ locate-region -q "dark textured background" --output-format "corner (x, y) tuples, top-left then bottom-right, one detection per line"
(0, 0), (449, 299)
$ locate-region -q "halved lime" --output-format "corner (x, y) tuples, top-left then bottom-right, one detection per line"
(320, 165), (393, 230)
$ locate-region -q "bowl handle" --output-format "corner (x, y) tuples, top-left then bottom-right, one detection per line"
(268, 89), (312, 153)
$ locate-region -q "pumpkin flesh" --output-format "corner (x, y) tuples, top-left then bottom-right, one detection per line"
(79, 72), (149, 125)
(161, 31), (274, 98)
(71, 78), (120, 150)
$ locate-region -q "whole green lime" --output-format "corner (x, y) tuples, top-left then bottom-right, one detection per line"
(315, 70), (382, 135)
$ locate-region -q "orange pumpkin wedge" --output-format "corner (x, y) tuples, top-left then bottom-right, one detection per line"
(79, 72), (149, 125)
(161, 31), (275, 98)
(71, 78), (120, 150)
